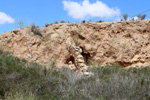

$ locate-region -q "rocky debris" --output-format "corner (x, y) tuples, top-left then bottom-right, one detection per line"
(1, 21), (150, 68)
(68, 61), (76, 70)
(69, 45), (88, 72)
(82, 72), (94, 77)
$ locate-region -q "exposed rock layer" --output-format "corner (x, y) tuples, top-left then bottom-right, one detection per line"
(68, 45), (88, 71)
(1, 20), (150, 68)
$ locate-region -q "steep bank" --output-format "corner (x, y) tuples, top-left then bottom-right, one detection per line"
(1, 20), (150, 68)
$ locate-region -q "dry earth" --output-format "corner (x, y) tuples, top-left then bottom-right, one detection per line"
(1, 20), (150, 68)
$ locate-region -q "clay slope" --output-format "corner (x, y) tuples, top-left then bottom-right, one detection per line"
(1, 20), (150, 68)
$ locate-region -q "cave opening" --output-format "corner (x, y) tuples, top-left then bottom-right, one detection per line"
(66, 56), (75, 65)
(80, 48), (91, 64)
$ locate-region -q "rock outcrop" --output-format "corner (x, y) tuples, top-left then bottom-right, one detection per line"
(1, 20), (150, 68)
(69, 45), (88, 71)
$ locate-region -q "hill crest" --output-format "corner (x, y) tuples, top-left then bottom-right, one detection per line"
(1, 20), (150, 68)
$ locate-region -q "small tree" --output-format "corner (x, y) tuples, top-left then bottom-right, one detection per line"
(15, 19), (24, 29)
(81, 20), (86, 23)
(99, 20), (104, 23)
(137, 14), (142, 20)
(132, 18), (135, 21)
(96, 20), (104, 23)
(31, 23), (42, 37)
(141, 14), (146, 20)
(123, 14), (128, 21)
(137, 14), (146, 20)
(45, 22), (49, 27)
(54, 21), (58, 24)
(60, 20), (66, 23)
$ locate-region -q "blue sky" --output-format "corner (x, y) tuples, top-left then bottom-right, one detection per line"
(0, 0), (150, 34)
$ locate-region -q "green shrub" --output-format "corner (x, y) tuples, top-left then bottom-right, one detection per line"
(4, 92), (37, 100)
(81, 20), (86, 23)
(60, 20), (66, 23)
(123, 14), (128, 21)
(96, 20), (104, 23)
(0, 50), (150, 100)
(132, 18), (135, 21)
(141, 14), (146, 20)
(137, 14), (146, 20)
(31, 24), (42, 37)
(137, 14), (142, 20)
(54, 21), (58, 24)
(45, 23), (49, 27)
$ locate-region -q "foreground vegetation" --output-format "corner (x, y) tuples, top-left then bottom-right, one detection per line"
(0, 50), (150, 100)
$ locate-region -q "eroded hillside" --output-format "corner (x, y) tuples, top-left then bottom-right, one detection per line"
(1, 20), (150, 68)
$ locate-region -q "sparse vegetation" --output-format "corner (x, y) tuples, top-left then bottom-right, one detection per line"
(31, 24), (42, 36)
(88, 20), (92, 23)
(60, 20), (66, 23)
(54, 21), (58, 24)
(137, 14), (146, 20)
(122, 43), (127, 49)
(137, 14), (142, 20)
(142, 14), (147, 20)
(81, 20), (86, 23)
(123, 14), (128, 21)
(0, 50), (150, 100)
(132, 18), (135, 21)
(45, 22), (49, 27)
(45, 24), (49, 27)
(96, 20), (104, 23)
(15, 19), (24, 29)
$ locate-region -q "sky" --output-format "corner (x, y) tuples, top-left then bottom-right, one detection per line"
(0, 0), (150, 34)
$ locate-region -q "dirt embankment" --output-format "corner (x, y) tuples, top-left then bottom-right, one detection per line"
(1, 20), (150, 68)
